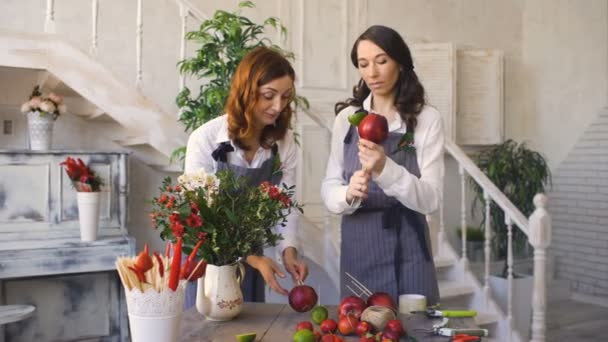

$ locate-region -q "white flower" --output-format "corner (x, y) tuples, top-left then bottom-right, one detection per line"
(21, 102), (32, 113)
(29, 96), (41, 108)
(48, 92), (62, 104)
(39, 99), (56, 113)
(178, 170), (220, 205)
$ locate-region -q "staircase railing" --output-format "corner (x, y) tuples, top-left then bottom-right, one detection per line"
(445, 140), (551, 342)
(304, 109), (551, 342)
(43, 0), (206, 98)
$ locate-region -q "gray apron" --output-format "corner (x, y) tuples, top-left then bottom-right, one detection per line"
(213, 141), (282, 302)
(340, 125), (440, 306)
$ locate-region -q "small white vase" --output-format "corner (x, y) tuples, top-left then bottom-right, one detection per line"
(196, 263), (245, 321)
(77, 192), (101, 241)
(27, 111), (55, 151)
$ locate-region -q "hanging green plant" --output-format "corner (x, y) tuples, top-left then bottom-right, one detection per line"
(173, 1), (309, 163)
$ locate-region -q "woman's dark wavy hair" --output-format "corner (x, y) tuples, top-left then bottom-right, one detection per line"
(335, 25), (425, 132)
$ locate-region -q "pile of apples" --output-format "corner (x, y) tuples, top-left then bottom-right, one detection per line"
(292, 292), (406, 342)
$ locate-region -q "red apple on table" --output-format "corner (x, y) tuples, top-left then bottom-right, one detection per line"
(337, 315), (359, 336)
(381, 329), (400, 341)
(338, 296), (367, 319)
(384, 319), (405, 337)
(320, 334), (334, 342)
(296, 321), (314, 332)
(355, 321), (372, 337)
(359, 333), (376, 342)
(358, 113), (389, 144)
(320, 319), (338, 334)
(366, 292), (397, 312)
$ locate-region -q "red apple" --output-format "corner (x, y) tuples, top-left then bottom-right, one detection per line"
(381, 329), (400, 341)
(384, 319), (405, 337)
(338, 315), (359, 336)
(366, 292), (397, 311)
(320, 319), (338, 334)
(313, 330), (322, 341)
(358, 113), (388, 144)
(338, 296), (367, 319)
(355, 321), (372, 337)
(289, 285), (318, 312)
(296, 321), (314, 332)
(320, 334), (334, 342)
(359, 333), (376, 342)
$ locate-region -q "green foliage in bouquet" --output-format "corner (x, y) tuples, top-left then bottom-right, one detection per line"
(150, 169), (303, 266)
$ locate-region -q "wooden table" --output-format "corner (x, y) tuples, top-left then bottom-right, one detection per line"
(180, 303), (478, 341)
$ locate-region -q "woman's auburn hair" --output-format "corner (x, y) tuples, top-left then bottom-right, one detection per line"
(225, 46), (296, 151)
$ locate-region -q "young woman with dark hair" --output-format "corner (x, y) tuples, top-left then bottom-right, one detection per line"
(185, 46), (308, 302)
(322, 25), (444, 305)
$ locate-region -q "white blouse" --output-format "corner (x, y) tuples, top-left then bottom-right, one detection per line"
(321, 95), (445, 215)
(184, 115), (299, 258)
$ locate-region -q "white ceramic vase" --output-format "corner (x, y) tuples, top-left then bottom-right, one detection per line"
(77, 192), (101, 241)
(195, 263), (245, 321)
(27, 111), (55, 151)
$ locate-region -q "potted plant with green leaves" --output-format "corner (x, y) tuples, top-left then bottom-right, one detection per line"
(456, 226), (485, 262)
(471, 139), (551, 340)
(173, 1), (308, 162)
(471, 139), (551, 274)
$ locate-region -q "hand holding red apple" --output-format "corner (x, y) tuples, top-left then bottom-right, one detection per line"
(346, 170), (371, 203)
(358, 139), (387, 177)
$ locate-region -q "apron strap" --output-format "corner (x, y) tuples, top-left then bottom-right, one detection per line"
(211, 141), (234, 162)
(343, 125), (354, 144)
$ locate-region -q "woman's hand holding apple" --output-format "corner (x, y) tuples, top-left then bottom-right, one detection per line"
(358, 139), (387, 177)
(346, 170), (371, 203)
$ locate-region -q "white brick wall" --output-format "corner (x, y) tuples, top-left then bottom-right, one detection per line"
(550, 107), (608, 299)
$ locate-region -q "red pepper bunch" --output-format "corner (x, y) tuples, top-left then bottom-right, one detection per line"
(60, 157), (103, 192)
(118, 240), (207, 293)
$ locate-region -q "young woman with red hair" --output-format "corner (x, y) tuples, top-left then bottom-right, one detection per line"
(185, 46), (308, 302)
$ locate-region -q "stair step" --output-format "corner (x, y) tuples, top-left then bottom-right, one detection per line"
(434, 255), (455, 268)
(116, 136), (148, 147)
(475, 312), (501, 326)
(87, 109), (114, 122)
(438, 281), (475, 299)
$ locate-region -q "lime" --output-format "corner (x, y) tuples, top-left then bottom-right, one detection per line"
(310, 305), (328, 324)
(347, 111), (368, 126)
(293, 329), (315, 342)
(235, 332), (256, 342)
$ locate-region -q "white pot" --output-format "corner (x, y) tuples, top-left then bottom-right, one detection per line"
(125, 285), (185, 342)
(27, 111), (55, 151)
(77, 192), (101, 241)
(196, 263), (245, 321)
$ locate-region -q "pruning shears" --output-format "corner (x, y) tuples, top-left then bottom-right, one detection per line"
(427, 308), (477, 318)
(431, 318), (489, 338)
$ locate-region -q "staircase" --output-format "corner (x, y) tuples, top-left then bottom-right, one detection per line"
(0, 29), (187, 168)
